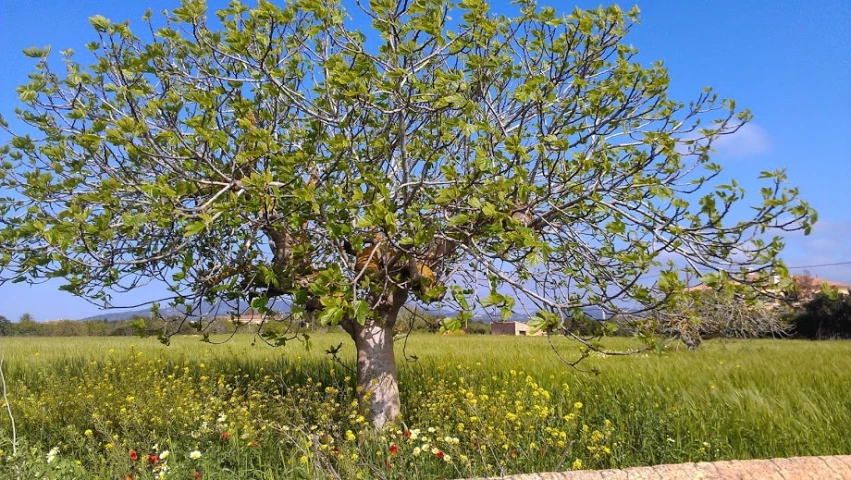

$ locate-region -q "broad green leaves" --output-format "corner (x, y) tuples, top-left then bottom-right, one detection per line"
(0, 0), (815, 344)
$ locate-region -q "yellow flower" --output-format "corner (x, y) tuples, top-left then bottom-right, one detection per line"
(299, 455), (308, 465)
(84, 429), (93, 437)
(572, 459), (583, 470)
(345, 430), (356, 442)
(574, 402), (583, 409)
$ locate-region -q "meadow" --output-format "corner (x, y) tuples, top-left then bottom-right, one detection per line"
(0, 334), (848, 479)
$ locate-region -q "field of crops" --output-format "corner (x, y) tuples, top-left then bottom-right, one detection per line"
(0, 334), (849, 479)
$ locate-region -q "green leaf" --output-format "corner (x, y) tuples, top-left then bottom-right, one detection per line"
(441, 317), (461, 332)
(250, 296), (268, 311)
(22, 46), (49, 58)
(353, 300), (368, 325)
(183, 221), (206, 237)
(89, 15), (111, 32)
(319, 307), (344, 326)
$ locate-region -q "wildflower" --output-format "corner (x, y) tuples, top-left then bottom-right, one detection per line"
(148, 454), (159, 464)
(220, 432), (231, 440)
(413, 447), (421, 456)
(160, 450), (170, 460)
(403, 430), (411, 438)
(84, 429), (93, 437)
(129, 450), (139, 461)
(194, 472), (201, 480)
(434, 450), (444, 460)
(574, 402), (583, 409)
(443, 454), (451, 462)
(427, 427), (436, 433)
(572, 459), (583, 470)
(389, 445), (399, 455)
(351, 453), (359, 460)
(346, 430), (356, 442)
(299, 455), (309, 465)
(189, 450), (202, 460)
(46, 447), (60, 464)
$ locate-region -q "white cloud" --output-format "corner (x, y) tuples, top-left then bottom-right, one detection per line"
(713, 123), (771, 159)
(782, 220), (851, 283)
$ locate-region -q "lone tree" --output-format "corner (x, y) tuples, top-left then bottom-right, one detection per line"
(0, 0), (814, 428)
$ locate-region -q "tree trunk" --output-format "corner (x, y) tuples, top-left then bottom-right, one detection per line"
(350, 317), (401, 430)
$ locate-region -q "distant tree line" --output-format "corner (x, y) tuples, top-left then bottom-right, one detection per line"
(0, 308), (494, 337)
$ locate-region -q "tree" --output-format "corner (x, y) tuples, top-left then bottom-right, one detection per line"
(650, 289), (792, 349)
(13, 314), (40, 336)
(792, 289), (851, 339)
(0, 0), (815, 428)
(0, 316), (10, 336)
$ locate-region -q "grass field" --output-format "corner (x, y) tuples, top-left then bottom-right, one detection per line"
(0, 334), (849, 479)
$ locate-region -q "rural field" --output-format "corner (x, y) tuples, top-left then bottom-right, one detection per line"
(0, 334), (848, 479)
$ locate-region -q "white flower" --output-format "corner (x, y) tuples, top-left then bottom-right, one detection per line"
(216, 414), (227, 424)
(160, 450), (170, 460)
(46, 447), (60, 463)
(413, 447), (421, 456)
(189, 450), (202, 460)
(443, 454), (452, 462)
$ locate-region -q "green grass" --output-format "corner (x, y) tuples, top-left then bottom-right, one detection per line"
(0, 334), (849, 478)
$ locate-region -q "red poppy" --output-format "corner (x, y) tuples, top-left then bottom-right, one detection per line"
(389, 445), (399, 455)
(220, 432), (231, 440)
(194, 471), (201, 479)
(147, 454), (159, 464)
(129, 450), (139, 461)
(510, 450), (517, 459)
(124, 475), (134, 480)
(403, 430), (411, 438)
(434, 451), (444, 459)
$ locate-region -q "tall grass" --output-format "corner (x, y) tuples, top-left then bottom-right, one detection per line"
(0, 334), (848, 477)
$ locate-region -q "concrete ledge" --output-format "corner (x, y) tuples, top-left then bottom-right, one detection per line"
(466, 455), (851, 480)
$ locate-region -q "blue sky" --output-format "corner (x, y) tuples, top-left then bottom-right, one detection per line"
(0, 0), (849, 320)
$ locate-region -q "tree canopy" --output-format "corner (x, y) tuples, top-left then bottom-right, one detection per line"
(0, 0), (815, 427)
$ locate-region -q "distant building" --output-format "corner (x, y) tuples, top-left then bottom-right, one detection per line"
(491, 321), (543, 336)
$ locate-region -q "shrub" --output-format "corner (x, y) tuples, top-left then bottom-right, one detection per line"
(792, 291), (851, 339)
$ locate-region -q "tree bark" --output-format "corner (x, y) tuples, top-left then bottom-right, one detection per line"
(350, 313), (401, 430)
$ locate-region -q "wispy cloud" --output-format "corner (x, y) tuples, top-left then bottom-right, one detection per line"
(713, 123), (771, 159)
(782, 220), (851, 283)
